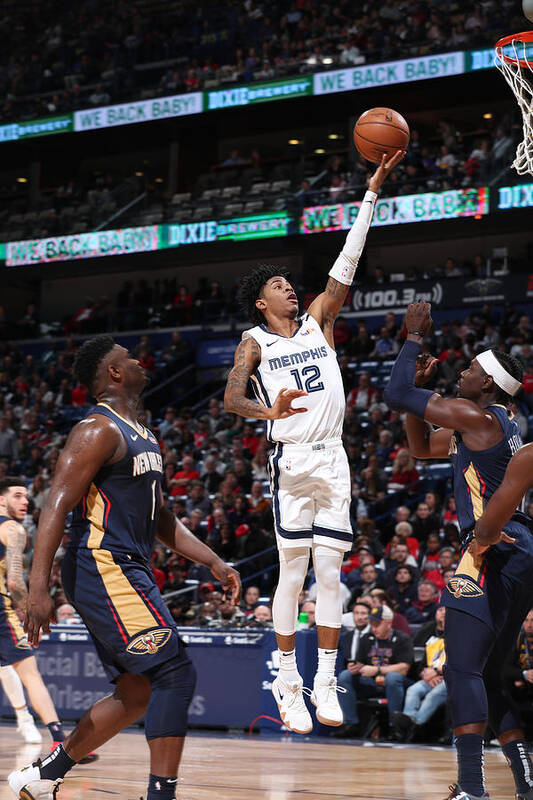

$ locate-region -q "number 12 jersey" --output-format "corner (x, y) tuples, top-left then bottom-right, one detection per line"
(243, 313), (345, 444)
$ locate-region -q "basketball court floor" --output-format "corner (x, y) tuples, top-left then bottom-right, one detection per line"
(0, 725), (519, 799)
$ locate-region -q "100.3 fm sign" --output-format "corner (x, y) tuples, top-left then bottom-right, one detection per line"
(351, 275), (526, 313)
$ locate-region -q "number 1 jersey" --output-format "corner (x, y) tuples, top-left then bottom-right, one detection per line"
(243, 313), (345, 444)
(68, 403), (163, 562)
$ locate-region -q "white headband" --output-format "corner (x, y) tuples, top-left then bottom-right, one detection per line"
(476, 350), (521, 396)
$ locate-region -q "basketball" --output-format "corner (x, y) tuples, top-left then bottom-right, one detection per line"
(353, 107), (410, 163)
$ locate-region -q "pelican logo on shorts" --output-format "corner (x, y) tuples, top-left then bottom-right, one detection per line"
(15, 634), (32, 650)
(447, 576), (484, 598)
(126, 627), (172, 655)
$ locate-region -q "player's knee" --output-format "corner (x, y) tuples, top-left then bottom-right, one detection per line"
(115, 673), (151, 716)
(144, 658), (196, 740)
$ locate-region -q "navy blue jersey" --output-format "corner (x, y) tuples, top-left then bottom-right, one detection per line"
(68, 404), (163, 562)
(449, 404), (524, 536)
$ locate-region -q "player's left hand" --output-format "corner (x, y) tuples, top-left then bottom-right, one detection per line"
(210, 561), (242, 606)
(24, 588), (56, 647)
(368, 150), (406, 192)
(468, 530), (515, 569)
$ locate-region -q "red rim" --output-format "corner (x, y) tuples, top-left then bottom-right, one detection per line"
(495, 31), (533, 68)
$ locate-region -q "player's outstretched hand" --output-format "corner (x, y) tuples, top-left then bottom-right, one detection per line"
(415, 354), (438, 387)
(405, 301), (433, 337)
(210, 561), (242, 606)
(24, 589), (56, 647)
(368, 150), (406, 192)
(469, 530), (515, 569)
(269, 387), (308, 420)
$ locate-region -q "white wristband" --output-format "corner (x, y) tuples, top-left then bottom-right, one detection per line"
(328, 190), (378, 286)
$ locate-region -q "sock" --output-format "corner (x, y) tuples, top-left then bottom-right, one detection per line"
(278, 649), (300, 683)
(146, 773), (178, 800)
(456, 733), (485, 797)
(15, 706), (31, 723)
(316, 648), (337, 677)
(503, 739), (533, 794)
(47, 721), (65, 742)
(39, 744), (76, 781)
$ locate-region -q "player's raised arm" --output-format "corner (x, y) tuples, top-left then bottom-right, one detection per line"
(25, 418), (122, 644)
(308, 150), (405, 346)
(473, 443), (533, 547)
(224, 336), (307, 420)
(384, 302), (500, 446)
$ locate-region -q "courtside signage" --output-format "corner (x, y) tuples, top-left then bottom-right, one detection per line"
(300, 187), (489, 233)
(206, 76), (312, 110)
(6, 226), (159, 267)
(74, 92), (202, 131)
(165, 211), (290, 247)
(313, 51), (464, 95)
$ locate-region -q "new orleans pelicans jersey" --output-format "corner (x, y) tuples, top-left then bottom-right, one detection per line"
(243, 313), (345, 444)
(449, 403), (525, 536)
(69, 404), (163, 562)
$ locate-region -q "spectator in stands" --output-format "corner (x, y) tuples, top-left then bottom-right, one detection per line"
(387, 449), (419, 491)
(71, 381), (89, 407)
(418, 532), (443, 574)
(249, 480), (271, 516)
(0, 416), (18, 462)
(376, 429), (394, 466)
(382, 541), (419, 580)
(163, 331), (190, 362)
(336, 605), (413, 737)
(201, 455), (224, 494)
(159, 407), (177, 437)
(367, 588), (411, 637)
(162, 559), (187, 595)
(392, 606), (447, 741)
(389, 565), (418, 615)
(423, 548), (456, 591)
(185, 481), (212, 516)
(170, 454), (199, 497)
(300, 601), (316, 628)
(410, 502), (439, 543)
(392, 522), (419, 561)
(347, 372), (375, 411)
(504, 609), (533, 717)
(359, 455), (388, 502)
(371, 326), (399, 360)
(382, 505), (411, 546)
(351, 563), (386, 600)
(242, 423), (260, 457)
(405, 580), (439, 624)
(241, 585), (260, 616)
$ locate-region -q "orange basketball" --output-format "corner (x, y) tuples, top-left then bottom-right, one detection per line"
(353, 107), (410, 163)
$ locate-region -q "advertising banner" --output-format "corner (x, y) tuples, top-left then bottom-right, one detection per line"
(0, 114), (73, 143)
(165, 211), (290, 248)
(196, 338), (241, 368)
(74, 92), (203, 132)
(6, 226), (160, 267)
(351, 274), (526, 314)
(313, 51), (464, 96)
(206, 76), (312, 111)
(465, 48), (495, 72)
(497, 183), (533, 209)
(301, 187), (489, 234)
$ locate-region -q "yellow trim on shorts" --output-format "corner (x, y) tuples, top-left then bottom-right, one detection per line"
(92, 549), (157, 636)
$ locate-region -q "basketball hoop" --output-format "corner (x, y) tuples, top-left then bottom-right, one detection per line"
(495, 31), (533, 175)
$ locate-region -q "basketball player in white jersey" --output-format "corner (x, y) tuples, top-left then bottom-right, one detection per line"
(225, 149), (404, 733)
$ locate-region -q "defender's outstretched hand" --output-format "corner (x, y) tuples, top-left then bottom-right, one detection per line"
(405, 301), (433, 337)
(368, 150), (406, 193)
(24, 588), (56, 647)
(268, 387), (308, 419)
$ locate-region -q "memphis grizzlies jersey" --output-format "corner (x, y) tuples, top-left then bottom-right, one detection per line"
(243, 313), (345, 444)
(449, 403), (525, 535)
(69, 404), (163, 562)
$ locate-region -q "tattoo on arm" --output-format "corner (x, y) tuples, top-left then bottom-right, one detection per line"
(323, 277), (350, 325)
(224, 338), (269, 419)
(5, 522), (28, 613)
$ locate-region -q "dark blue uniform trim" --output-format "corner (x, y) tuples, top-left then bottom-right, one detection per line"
(312, 524), (353, 542)
(270, 443), (312, 539)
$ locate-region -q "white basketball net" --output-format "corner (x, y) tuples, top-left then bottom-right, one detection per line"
(495, 36), (533, 174)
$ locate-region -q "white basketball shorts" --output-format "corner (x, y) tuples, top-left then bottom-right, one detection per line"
(268, 438), (353, 552)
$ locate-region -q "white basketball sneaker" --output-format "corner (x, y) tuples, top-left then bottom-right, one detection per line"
(310, 674), (345, 726)
(271, 676), (313, 734)
(8, 761), (62, 800)
(17, 713), (43, 744)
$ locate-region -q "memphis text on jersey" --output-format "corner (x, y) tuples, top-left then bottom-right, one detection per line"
(268, 345), (328, 372)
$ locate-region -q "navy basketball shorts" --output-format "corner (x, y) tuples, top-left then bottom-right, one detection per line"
(0, 603), (33, 666)
(62, 547), (190, 682)
(442, 519), (533, 635)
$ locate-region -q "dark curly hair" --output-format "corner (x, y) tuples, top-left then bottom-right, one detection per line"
(73, 334), (116, 393)
(237, 264), (291, 326)
(492, 349), (523, 405)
